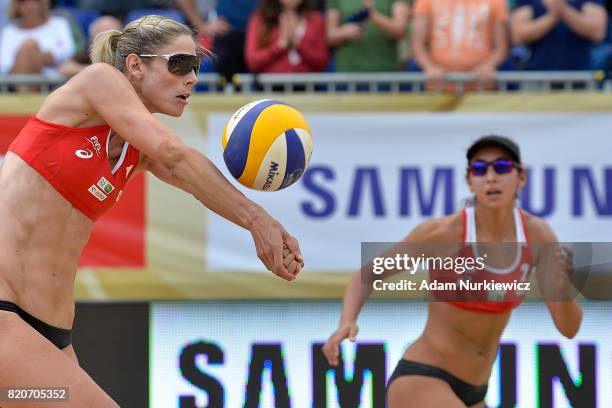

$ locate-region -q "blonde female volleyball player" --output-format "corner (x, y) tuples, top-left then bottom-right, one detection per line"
(0, 15), (302, 407)
(323, 136), (582, 407)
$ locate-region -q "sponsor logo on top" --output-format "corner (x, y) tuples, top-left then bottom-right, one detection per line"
(75, 149), (93, 159)
(87, 136), (102, 156)
(97, 177), (115, 194)
(88, 185), (107, 201)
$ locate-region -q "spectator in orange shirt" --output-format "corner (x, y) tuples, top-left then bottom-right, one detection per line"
(412, 0), (509, 89)
(245, 0), (328, 73)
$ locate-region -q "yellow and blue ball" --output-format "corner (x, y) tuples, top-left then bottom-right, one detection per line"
(221, 99), (313, 191)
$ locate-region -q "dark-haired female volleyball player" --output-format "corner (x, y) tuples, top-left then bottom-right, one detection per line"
(0, 15), (303, 407)
(323, 136), (582, 407)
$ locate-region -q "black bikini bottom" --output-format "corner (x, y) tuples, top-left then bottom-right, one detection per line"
(387, 359), (488, 406)
(0, 300), (72, 349)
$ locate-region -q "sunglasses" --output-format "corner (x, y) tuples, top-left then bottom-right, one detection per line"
(468, 159), (520, 176)
(139, 53), (200, 76)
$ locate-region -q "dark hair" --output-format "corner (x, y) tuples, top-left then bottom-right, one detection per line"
(464, 135), (524, 206)
(466, 135), (522, 164)
(257, 0), (312, 46)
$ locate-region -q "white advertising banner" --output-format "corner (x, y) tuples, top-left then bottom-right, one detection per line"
(206, 113), (612, 272)
(150, 301), (611, 408)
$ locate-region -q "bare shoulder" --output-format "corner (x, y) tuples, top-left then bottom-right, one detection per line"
(43, 63), (123, 107)
(78, 62), (122, 78)
(63, 63), (149, 127)
(71, 63), (127, 89)
(36, 64), (124, 125)
(522, 210), (557, 243)
(407, 211), (464, 243)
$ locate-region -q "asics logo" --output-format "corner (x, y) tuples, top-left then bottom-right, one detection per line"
(75, 149), (93, 159)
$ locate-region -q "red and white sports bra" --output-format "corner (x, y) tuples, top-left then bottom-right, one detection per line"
(9, 116), (140, 221)
(431, 207), (533, 314)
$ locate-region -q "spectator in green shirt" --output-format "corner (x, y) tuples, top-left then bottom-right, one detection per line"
(326, 0), (410, 71)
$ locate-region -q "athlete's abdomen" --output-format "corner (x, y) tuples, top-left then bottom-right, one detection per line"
(404, 302), (511, 385)
(0, 153), (92, 328)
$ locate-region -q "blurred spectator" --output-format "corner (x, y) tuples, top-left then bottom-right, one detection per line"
(0, 0), (75, 91)
(58, 15), (122, 76)
(76, 0), (173, 20)
(511, 0), (607, 70)
(176, 0), (227, 43)
(590, 0), (612, 70)
(245, 0), (328, 73)
(326, 0), (409, 72)
(177, 0), (259, 83)
(0, 0), (10, 29)
(76, 0), (128, 19)
(411, 0), (509, 88)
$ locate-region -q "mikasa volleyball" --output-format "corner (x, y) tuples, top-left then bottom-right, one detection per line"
(222, 100), (313, 191)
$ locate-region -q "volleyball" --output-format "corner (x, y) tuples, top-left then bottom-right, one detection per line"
(221, 99), (313, 191)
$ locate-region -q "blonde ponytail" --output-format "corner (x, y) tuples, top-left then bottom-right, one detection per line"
(90, 29), (122, 66)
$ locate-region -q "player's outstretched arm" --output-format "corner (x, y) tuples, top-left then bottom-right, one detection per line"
(323, 218), (446, 365)
(144, 155), (303, 280)
(77, 64), (303, 280)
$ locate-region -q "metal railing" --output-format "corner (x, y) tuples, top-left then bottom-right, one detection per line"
(0, 74), (67, 93)
(0, 71), (604, 94)
(231, 71), (602, 93)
